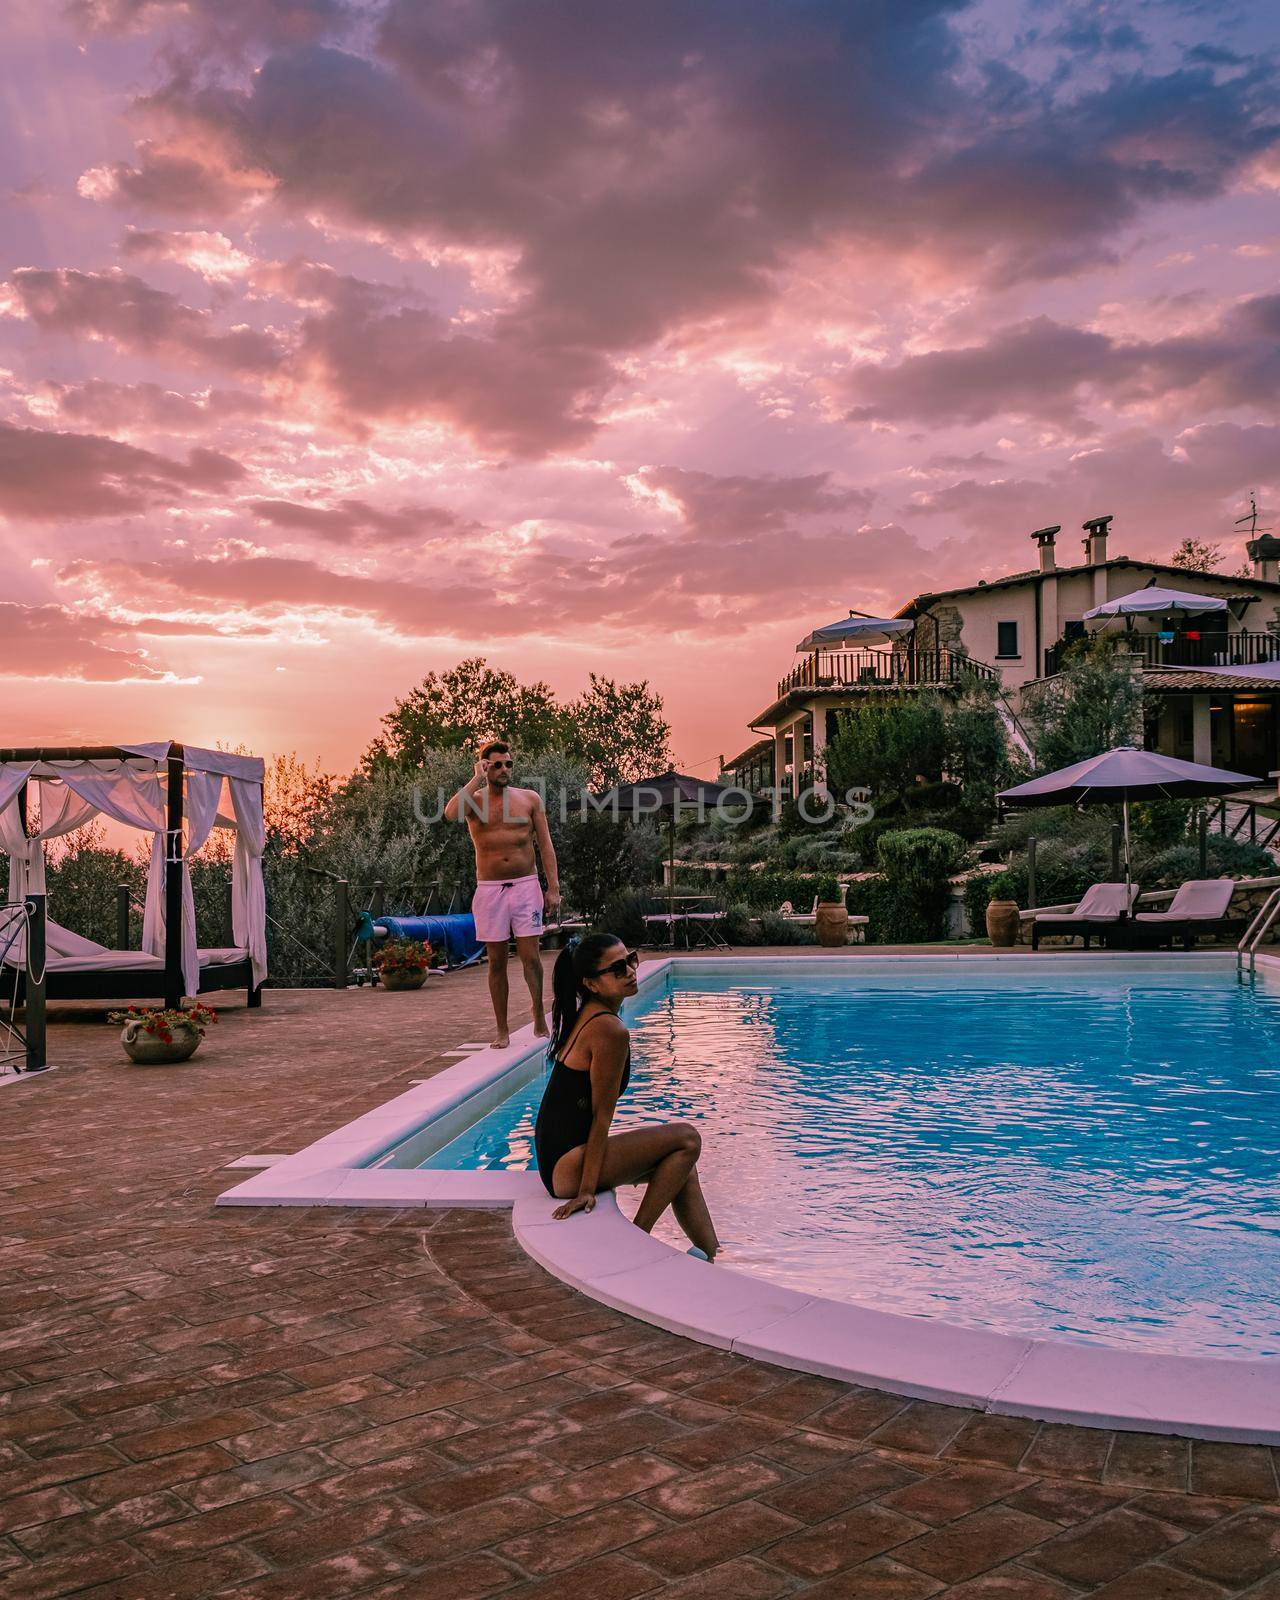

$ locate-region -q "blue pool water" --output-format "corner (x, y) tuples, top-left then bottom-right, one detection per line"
(422, 962), (1280, 1356)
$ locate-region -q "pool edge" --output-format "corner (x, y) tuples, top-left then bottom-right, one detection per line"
(216, 949), (1280, 1443)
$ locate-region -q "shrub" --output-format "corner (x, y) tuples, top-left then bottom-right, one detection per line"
(719, 902), (756, 946)
(843, 875), (896, 942)
(756, 910), (814, 945)
(816, 876), (843, 904)
(722, 868), (822, 910)
(874, 828), (968, 942)
(598, 888), (651, 949)
(1139, 838), (1277, 886)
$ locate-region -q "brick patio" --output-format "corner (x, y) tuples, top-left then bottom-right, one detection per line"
(2, 961), (1278, 1598)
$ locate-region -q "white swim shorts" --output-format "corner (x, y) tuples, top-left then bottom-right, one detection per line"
(471, 873), (545, 943)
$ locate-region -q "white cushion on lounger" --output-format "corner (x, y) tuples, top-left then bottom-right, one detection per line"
(198, 947), (249, 966)
(47, 920), (111, 959)
(41, 951), (163, 974)
(1034, 882), (1138, 924)
(1134, 879), (1234, 923)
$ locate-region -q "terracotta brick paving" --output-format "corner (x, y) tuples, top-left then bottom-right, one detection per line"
(2, 962), (1279, 1597)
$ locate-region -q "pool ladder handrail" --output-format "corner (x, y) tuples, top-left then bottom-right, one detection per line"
(1237, 886), (1280, 981)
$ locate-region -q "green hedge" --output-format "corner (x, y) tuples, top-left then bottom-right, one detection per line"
(873, 827), (968, 943)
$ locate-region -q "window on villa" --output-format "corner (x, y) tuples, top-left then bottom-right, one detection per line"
(997, 621), (1019, 658)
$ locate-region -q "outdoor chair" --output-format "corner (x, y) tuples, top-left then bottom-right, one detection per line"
(1031, 882), (1141, 951)
(1130, 879), (1246, 950)
(641, 911), (679, 946)
(683, 899), (731, 949)
(778, 897), (818, 925)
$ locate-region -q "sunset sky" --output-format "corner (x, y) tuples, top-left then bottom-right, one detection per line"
(3, 0), (1278, 775)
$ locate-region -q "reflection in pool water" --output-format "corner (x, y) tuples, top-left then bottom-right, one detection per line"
(423, 964), (1280, 1357)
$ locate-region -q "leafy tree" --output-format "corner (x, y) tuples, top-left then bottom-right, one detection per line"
(824, 693), (949, 797)
(44, 823), (145, 948)
(1170, 537), (1224, 573)
(1021, 638), (1143, 771)
(566, 673), (672, 787)
(367, 658), (564, 768)
(823, 682), (1009, 842)
(944, 677), (1016, 815)
(365, 659), (672, 786)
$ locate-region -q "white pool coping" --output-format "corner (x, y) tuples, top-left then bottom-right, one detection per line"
(217, 949), (1280, 1443)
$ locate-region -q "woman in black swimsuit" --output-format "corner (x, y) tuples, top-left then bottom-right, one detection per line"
(534, 931), (719, 1260)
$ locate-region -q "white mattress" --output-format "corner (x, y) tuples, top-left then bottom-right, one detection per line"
(4, 946), (248, 974)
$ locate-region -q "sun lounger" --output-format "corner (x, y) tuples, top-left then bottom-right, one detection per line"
(1031, 882), (1140, 950)
(1130, 879), (1245, 949)
(778, 897), (818, 925)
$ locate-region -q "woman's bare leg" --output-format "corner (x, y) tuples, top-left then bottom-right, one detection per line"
(551, 1122), (716, 1244)
(672, 1166), (719, 1259)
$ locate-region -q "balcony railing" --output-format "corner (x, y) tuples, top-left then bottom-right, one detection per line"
(1043, 630), (1280, 679)
(777, 646), (995, 700)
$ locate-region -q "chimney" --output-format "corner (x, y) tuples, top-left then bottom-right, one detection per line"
(1082, 514), (1112, 566)
(1031, 525), (1060, 573)
(1248, 533), (1280, 584)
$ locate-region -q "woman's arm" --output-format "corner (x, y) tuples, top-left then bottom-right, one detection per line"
(555, 1020), (628, 1217)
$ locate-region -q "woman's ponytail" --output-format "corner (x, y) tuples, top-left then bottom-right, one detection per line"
(549, 930), (624, 1058)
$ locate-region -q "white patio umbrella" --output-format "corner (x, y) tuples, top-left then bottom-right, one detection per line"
(998, 746), (1257, 908)
(1084, 584), (1228, 622)
(795, 614), (914, 652)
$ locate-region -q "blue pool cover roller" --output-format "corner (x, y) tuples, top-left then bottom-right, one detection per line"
(355, 911), (484, 969)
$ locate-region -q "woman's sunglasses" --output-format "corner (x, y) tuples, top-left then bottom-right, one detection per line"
(594, 950), (640, 979)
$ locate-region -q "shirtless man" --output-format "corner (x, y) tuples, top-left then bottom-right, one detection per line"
(445, 740), (561, 1048)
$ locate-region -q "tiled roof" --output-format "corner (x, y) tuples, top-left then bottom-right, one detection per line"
(895, 556), (1280, 615)
(1142, 667), (1280, 691)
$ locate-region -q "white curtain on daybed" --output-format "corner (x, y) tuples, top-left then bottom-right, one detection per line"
(0, 745), (267, 994)
(0, 770), (98, 960)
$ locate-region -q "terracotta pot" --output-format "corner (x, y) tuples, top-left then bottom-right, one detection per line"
(121, 1021), (201, 1065)
(379, 968), (427, 991)
(985, 898), (1020, 948)
(814, 903), (850, 948)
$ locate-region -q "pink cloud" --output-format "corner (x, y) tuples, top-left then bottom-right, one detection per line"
(0, 602), (166, 681)
(636, 466), (871, 535)
(119, 228), (253, 280)
(842, 295), (1280, 430)
(0, 422), (244, 519)
(4, 268), (283, 375)
(46, 379), (267, 432)
(248, 496), (481, 546)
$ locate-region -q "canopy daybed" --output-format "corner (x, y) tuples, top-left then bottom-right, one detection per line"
(1, 743), (267, 1070)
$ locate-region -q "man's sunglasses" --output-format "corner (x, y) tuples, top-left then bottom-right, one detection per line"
(594, 950), (640, 979)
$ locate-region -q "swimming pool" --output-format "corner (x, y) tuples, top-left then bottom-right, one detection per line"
(414, 959), (1280, 1359)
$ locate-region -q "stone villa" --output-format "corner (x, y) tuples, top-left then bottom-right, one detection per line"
(726, 517), (1280, 794)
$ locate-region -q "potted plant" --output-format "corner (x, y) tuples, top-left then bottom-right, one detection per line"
(983, 872), (1021, 948)
(109, 1003), (218, 1065)
(814, 877), (849, 948)
(374, 938), (432, 991)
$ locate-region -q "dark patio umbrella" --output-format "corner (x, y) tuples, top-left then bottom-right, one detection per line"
(998, 746), (1257, 904)
(597, 770), (736, 914)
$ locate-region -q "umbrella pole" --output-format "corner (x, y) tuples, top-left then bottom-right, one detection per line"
(1123, 796), (1133, 934)
(668, 809), (676, 947)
